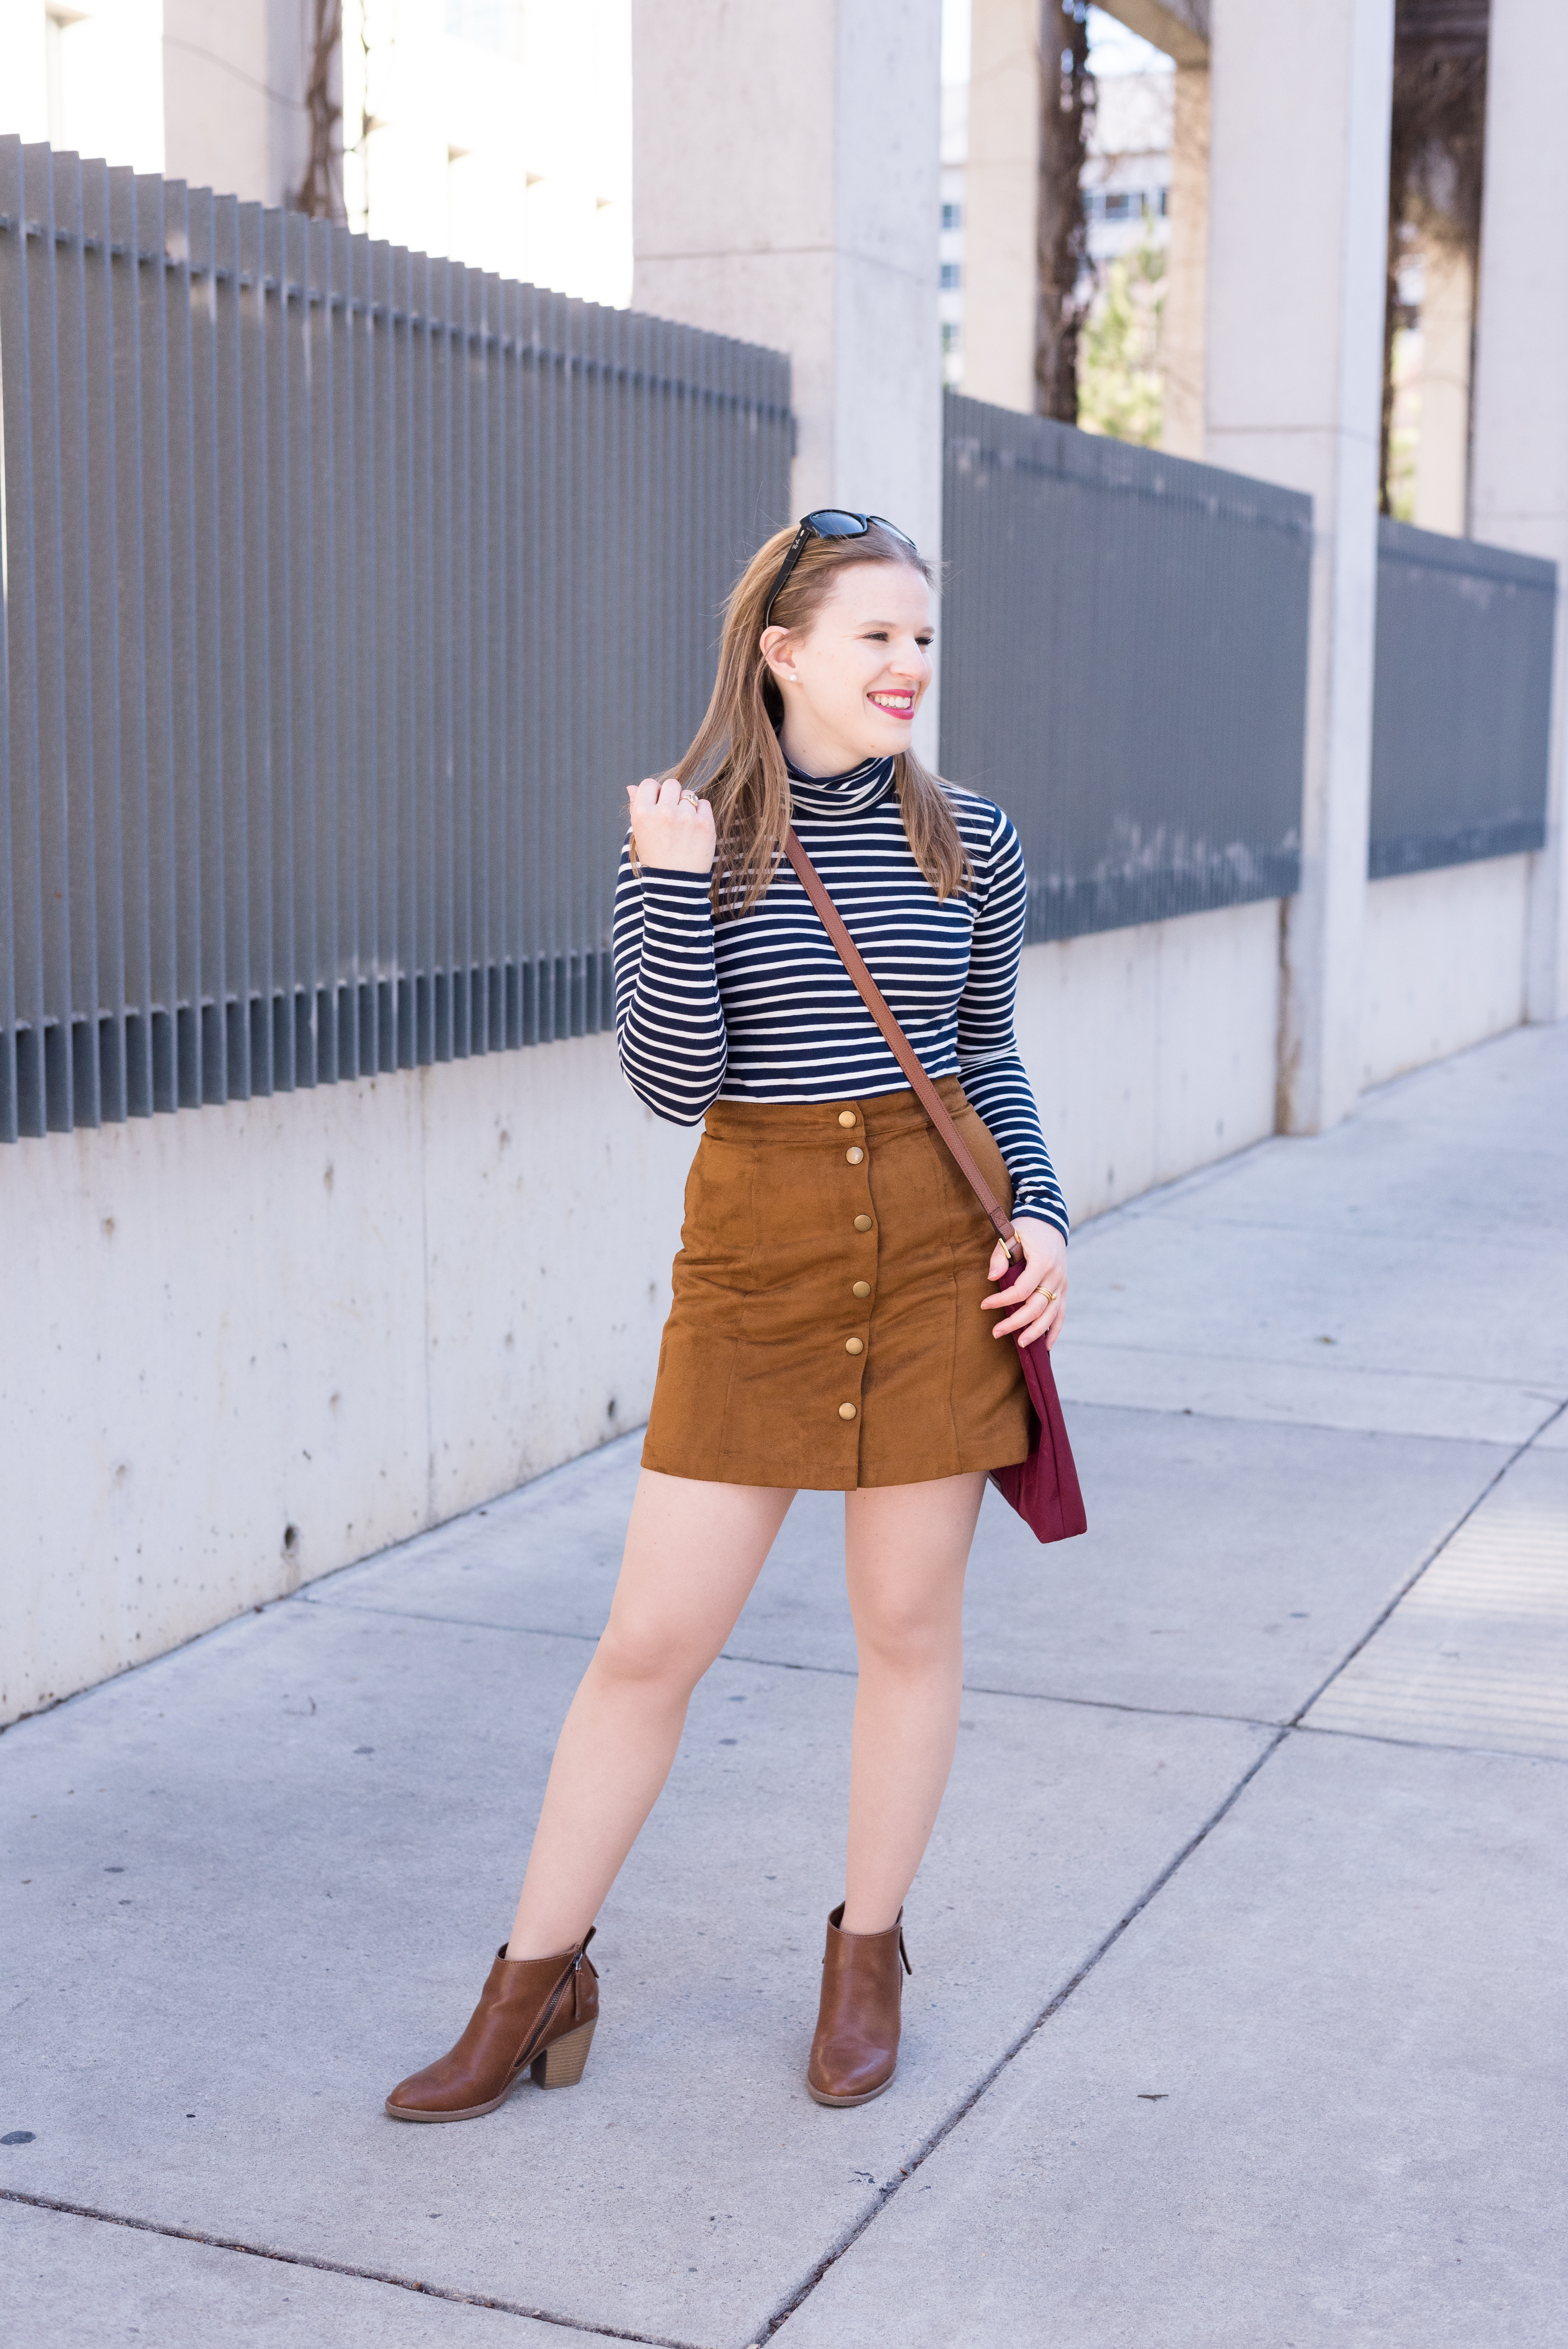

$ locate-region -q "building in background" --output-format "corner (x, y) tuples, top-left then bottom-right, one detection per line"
(1, 0), (166, 175)
(944, 0), (1482, 526)
(348, 0), (630, 307)
(0, 0), (632, 308)
(939, 71), (967, 383)
(1082, 66), (1172, 266)
(934, 4), (1174, 400)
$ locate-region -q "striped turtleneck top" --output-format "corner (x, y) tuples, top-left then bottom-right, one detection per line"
(612, 754), (1069, 1240)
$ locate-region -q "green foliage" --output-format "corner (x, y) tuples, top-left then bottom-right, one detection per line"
(1078, 230), (1165, 448)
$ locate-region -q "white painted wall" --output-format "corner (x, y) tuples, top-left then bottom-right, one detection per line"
(1361, 857), (1532, 1089)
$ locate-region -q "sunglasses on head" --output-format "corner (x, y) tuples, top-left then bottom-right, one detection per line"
(761, 510), (918, 634)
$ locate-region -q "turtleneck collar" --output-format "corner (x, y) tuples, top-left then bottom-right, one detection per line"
(784, 752), (896, 821)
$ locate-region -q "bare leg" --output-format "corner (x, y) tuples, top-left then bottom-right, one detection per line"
(839, 1471), (987, 1934)
(507, 1469), (794, 1959)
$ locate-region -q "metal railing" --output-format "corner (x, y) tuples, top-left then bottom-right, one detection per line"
(940, 393), (1311, 940)
(1370, 517), (1555, 879)
(0, 139), (791, 1142)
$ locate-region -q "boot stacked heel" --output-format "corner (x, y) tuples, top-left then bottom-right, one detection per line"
(532, 2015), (596, 2087)
(385, 1928), (599, 2122)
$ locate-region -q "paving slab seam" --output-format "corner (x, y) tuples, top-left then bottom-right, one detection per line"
(954, 1678), (1284, 1730)
(298, 1595), (604, 1646)
(1292, 1719), (1568, 1767)
(1067, 1338), (1561, 1406)
(290, 1600), (1289, 1734)
(0, 2188), (693, 2349)
(749, 1723), (1292, 2342)
(1287, 1397), (1568, 1730)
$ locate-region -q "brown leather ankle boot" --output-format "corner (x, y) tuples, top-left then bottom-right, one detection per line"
(806, 1903), (912, 2108)
(385, 1930), (598, 2122)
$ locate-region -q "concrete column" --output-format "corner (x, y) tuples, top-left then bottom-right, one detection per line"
(962, 0), (1038, 413)
(1206, 0), (1394, 1134)
(1470, 0), (1568, 1024)
(1160, 61), (1208, 457)
(631, 0), (943, 756)
(1089, 4), (1212, 459)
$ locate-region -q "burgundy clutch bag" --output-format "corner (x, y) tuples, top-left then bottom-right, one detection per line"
(785, 832), (1087, 1547)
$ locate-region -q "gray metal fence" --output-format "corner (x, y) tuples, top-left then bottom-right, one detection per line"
(1370, 517), (1555, 879)
(0, 139), (791, 1143)
(940, 393), (1311, 940)
(7, 150), (1556, 1154)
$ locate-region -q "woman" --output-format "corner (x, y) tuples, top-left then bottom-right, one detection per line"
(385, 512), (1069, 2122)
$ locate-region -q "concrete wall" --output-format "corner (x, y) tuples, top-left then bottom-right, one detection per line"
(1020, 898), (1280, 1224)
(1, 1041), (698, 1727)
(1361, 857), (1532, 1088)
(1, 868), (1537, 1728)
(4, 893), (1284, 1728)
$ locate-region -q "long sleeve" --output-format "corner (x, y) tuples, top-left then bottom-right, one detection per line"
(956, 810), (1070, 1242)
(611, 841), (729, 1123)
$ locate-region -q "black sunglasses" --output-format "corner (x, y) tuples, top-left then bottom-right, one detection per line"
(761, 509), (918, 633)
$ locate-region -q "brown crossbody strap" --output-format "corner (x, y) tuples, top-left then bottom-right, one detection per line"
(784, 830), (1020, 1262)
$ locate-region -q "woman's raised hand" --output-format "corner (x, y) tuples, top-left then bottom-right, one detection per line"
(627, 777), (716, 875)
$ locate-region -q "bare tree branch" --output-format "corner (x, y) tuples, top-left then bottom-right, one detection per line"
(290, 0), (346, 223)
(1035, 0), (1096, 424)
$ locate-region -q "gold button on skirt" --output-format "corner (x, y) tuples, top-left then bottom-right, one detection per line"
(641, 1077), (1033, 1491)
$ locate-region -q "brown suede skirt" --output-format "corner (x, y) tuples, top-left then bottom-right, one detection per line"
(641, 1077), (1032, 1491)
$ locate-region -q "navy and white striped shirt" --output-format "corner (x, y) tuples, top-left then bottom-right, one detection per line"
(613, 754), (1068, 1239)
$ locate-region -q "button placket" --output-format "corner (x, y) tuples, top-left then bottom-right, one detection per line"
(836, 1102), (874, 1428)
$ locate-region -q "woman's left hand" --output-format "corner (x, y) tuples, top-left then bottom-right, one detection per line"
(981, 1216), (1068, 1351)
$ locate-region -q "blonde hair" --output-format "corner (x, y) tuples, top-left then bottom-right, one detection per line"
(668, 521), (970, 916)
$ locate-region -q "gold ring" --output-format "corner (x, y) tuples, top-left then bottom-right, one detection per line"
(680, 788), (700, 807)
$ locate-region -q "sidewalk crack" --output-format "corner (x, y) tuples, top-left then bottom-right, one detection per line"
(754, 1723), (1290, 2339)
(0, 2188), (690, 2346)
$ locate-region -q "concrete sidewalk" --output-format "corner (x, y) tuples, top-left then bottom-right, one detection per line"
(5, 1023), (1566, 2347)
